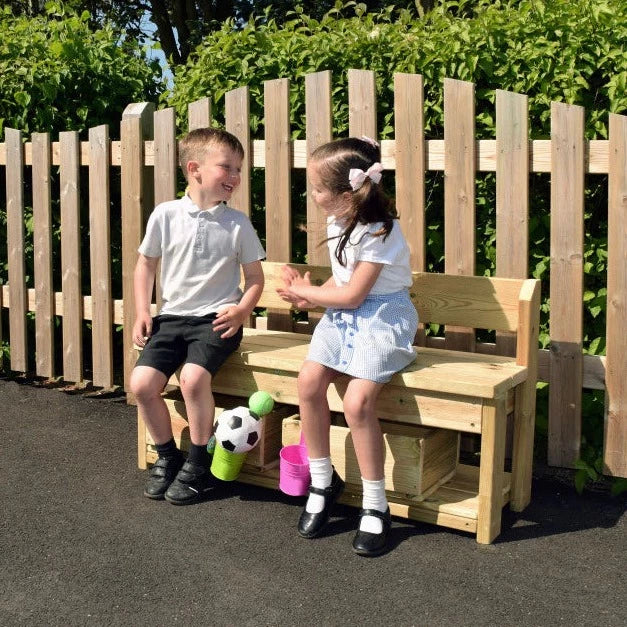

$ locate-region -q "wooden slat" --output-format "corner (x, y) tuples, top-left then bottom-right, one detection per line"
(5, 128), (28, 372)
(1, 137), (614, 174)
(394, 73), (426, 273)
(188, 97), (211, 131)
(88, 125), (113, 388)
(604, 113), (627, 477)
(226, 86), (251, 216)
(264, 78), (292, 330)
(305, 71), (332, 264)
(153, 107), (177, 204)
(348, 69), (377, 139)
(31, 132), (55, 377)
(304, 71), (333, 332)
(495, 90), (529, 357)
(121, 116), (144, 393)
(59, 131), (83, 383)
(548, 102), (585, 468)
(443, 78), (476, 351)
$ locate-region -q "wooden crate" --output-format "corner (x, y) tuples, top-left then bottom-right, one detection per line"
(282, 418), (459, 500)
(144, 393), (294, 470)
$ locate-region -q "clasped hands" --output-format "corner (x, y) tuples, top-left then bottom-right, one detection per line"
(276, 265), (316, 309)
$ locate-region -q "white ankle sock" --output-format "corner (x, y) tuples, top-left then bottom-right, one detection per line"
(360, 477), (388, 534)
(305, 457), (333, 514)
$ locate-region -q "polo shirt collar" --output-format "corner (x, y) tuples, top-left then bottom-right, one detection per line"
(183, 193), (226, 217)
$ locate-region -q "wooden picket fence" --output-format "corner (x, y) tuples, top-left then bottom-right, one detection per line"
(0, 71), (625, 477)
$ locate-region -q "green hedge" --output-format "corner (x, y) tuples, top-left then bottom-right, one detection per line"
(0, 4), (162, 136)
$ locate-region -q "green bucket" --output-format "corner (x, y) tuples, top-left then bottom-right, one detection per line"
(210, 443), (247, 481)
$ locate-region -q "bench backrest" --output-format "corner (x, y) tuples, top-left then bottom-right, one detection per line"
(252, 261), (540, 367)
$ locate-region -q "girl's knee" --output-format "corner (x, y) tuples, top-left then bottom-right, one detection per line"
(297, 367), (326, 402)
(343, 393), (376, 426)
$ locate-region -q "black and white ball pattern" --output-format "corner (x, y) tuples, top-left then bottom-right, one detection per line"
(214, 406), (262, 453)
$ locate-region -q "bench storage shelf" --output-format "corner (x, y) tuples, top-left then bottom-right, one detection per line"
(136, 261), (540, 544)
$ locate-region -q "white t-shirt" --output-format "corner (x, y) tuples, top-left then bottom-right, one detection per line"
(326, 218), (412, 294)
(138, 194), (265, 316)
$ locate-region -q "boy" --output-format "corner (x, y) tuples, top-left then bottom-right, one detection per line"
(130, 127), (265, 505)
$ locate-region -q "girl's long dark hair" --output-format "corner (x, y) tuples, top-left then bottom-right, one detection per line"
(310, 137), (397, 266)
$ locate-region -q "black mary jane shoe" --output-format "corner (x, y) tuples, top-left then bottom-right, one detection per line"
(352, 508), (392, 557)
(297, 469), (345, 539)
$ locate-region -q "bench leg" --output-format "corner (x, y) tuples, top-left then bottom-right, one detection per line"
(477, 397), (507, 544)
(137, 409), (148, 470)
(510, 380), (536, 512)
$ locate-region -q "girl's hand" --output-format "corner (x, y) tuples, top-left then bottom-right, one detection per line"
(132, 313), (152, 347)
(276, 287), (315, 309)
(213, 305), (245, 338)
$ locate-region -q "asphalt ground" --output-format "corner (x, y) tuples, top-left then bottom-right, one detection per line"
(1, 378), (625, 627)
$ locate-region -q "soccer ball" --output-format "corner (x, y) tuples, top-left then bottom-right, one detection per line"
(214, 406), (262, 454)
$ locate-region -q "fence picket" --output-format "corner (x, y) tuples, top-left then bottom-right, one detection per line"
(348, 69), (377, 139)
(604, 113), (627, 476)
(188, 97), (211, 131)
(32, 133), (54, 378)
(495, 90), (529, 356)
(443, 78), (476, 352)
(59, 131), (83, 383)
(264, 78), (292, 331)
(5, 128), (28, 372)
(154, 108), (177, 205)
(548, 102), (585, 468)
(226, 86), (251, 216)
(88, 125), (113, 388)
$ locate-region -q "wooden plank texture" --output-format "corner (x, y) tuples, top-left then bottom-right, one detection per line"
(5, 128), (28, 372)
(394, 73), (426, 273)
(153, 107), (177, 205)
(604, 113), (627, 477)
(121, 116), (144, 392)
(495, 89), (529, 357)
(31, 132), (55, 377)
(88, 125), (113, 388)
(548, 102), (584, 468)
(59, 131), (83, 382)
(443, 78), (476, 352)
(264, 78), (292, 330)
(226, 86), (251, 216)
(188, 97), (211, 131)
(348, 69), (377, 139)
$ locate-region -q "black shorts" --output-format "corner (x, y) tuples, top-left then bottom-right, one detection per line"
(135, 313), (243, 379)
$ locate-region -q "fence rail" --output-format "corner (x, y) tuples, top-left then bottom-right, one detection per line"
(0, 71), (625, 476)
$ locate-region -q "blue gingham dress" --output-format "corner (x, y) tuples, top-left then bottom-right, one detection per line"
(307, 219), (419, 383)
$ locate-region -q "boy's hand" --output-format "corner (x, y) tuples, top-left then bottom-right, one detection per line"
(132, 313), (152, 347)
(213, 305), (245, 338)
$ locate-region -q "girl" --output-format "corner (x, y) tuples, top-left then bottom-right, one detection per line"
(277, 137), (418, 556)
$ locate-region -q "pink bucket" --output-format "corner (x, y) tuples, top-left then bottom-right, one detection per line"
(279, 433), (310, 496)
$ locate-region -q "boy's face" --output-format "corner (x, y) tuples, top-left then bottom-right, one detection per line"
(187, 145), (242, 204)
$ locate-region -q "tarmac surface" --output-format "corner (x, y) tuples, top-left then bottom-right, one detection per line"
(1, 377), (625, 627)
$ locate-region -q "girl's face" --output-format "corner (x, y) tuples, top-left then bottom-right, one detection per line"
(308, 161), (350, 217)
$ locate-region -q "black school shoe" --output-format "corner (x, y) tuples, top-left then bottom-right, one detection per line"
(143, 455), (185, 500)
(352, 508), (392, 557)
(297, 469), (345, 539)
(164, 461), (215, 505)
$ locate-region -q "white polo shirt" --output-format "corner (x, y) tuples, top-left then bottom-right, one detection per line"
(327, 218), (412, 294)
(138, 194), (265, 316)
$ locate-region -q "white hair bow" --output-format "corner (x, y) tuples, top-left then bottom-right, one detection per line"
(348, 162), (384, 191)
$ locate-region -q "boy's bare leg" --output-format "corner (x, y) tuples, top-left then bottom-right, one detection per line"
(179, 363), (215, 446)
(130, 365), (171, 444)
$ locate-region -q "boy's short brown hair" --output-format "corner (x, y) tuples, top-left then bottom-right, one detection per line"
(178, 127), (245, 179)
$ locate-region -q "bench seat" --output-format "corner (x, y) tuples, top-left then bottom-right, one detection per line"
(137, 261), (540, 544)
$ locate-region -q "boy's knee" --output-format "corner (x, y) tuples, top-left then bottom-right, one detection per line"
(179, 366), (212, 399)
(130, 368), (162, 401)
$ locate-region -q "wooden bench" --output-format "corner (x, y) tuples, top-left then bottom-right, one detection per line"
(136, 261), (540, 544)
